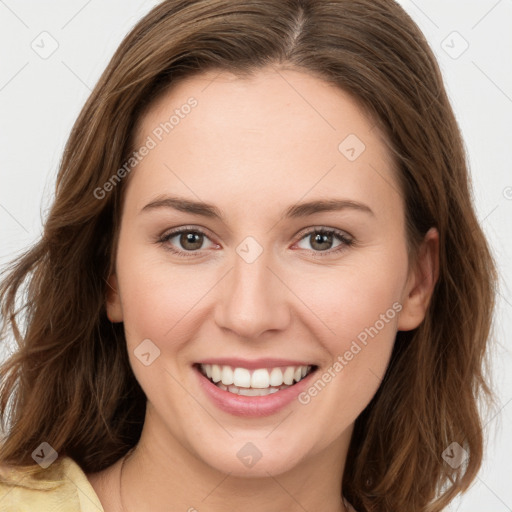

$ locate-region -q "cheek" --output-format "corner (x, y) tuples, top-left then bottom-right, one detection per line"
(301, 279), (399, 406)
(291, 246), (407, 419)
(115, 238), (209, 349)
(294, 277), (401, 442)
(296, 252), (407, 352)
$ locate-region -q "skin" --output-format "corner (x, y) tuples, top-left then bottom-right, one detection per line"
(86, 66), (439, 512)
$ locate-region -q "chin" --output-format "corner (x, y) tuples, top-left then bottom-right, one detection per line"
(192, 436), (310, 478)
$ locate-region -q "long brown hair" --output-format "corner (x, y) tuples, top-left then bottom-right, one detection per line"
(0, 1), (498, 510)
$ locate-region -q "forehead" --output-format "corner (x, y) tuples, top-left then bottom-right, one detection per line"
(138, 67), (381, 154)
(126, 67), (401, 222)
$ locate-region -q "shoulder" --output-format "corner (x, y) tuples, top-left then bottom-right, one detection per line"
(0, 456), (104, 512)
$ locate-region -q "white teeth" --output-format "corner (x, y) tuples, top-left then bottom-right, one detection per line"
(233, 367), (251, 388)
(211, 364), (221, 383)
(200, 363), (313, 390)
(251, 369), (270, 388)
(229, 384), (291, 396)
(269, 368), (283, 387)
(239, 387), (266, 396)
(283, 366), (295, 385)
(221, 365), (234, 385)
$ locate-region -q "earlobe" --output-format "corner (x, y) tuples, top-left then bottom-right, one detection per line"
(106, 274), (123, 323)
(397, 227), (439, 331)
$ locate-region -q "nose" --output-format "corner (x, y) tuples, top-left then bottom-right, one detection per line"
(214, 247), (291, 340)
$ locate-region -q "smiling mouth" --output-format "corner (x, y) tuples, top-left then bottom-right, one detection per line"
(195, 363), (318, 396)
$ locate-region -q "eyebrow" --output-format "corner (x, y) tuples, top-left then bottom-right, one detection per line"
(140, 195), (374, 219)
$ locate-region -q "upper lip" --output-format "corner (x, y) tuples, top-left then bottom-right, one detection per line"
(195, 358), (317, 370)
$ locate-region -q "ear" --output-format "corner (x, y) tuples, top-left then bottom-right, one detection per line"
(105, 274), (123, 323)
(397, 227), (439, 331)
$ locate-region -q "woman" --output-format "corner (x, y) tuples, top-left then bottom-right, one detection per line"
(0, 1), (497, 511)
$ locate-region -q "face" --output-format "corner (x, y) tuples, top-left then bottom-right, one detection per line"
(106, 66), (437, 478)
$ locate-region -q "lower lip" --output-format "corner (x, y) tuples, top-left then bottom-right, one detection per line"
(194, 366), (317, 417)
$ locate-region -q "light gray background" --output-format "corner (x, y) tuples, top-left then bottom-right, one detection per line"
(0, 1), (511, 510)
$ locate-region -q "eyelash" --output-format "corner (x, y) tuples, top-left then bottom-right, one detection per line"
(157, 226), (355, 259)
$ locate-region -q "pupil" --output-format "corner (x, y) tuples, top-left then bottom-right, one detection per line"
(312, 232), (332, 250)
(181, 232), (202, 250)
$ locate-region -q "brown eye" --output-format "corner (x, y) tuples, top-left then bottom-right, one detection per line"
(295, 228), (354, 256)
(159, 227), (217, 257)
(309, 231), (335, 251)
(178, 231), (204, 251)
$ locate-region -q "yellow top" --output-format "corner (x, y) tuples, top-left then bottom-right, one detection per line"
(0, 456), (104, 512)
(1, 456), (359, 511)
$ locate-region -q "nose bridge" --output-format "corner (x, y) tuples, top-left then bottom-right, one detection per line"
(214, 239), (290, 338)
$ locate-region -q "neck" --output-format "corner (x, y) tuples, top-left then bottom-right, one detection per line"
(118, 408), (353, 512)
